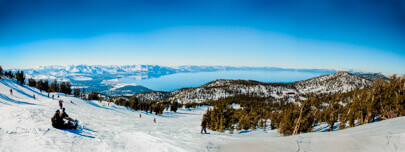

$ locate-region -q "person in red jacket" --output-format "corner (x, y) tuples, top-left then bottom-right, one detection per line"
(10, 89), (12, 95)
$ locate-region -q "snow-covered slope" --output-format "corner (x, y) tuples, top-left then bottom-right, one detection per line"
(136, 72), (373, 103)
(0, 78), (404, 151)
(222, 116), (405, 152)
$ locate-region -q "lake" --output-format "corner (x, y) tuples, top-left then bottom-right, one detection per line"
(119, 70), (332, 91)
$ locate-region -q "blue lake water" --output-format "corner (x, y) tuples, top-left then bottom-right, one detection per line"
(119, 70), (332, 91)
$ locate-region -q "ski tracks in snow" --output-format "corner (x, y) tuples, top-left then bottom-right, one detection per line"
(296, 135), (311, 152)
(385, 130), (401, 152)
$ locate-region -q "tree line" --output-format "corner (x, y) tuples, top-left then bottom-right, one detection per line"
(111, 96), (182, 115)
(28, 78), (74, 95)
(201, 75), (405, 136)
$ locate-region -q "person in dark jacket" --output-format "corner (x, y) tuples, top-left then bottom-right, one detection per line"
(201, 119), (208, 134)
(59, 100), (63, 109)
(51, 109), (63, 127)
(60, 108), (74, 124)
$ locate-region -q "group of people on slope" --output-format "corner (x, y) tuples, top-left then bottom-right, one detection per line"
(51, 108), (76, 128)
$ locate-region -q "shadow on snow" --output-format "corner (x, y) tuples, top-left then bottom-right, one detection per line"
(0, 93), (36, 105)
(60, 128), (95, 139)
(0, 80), (35, 99)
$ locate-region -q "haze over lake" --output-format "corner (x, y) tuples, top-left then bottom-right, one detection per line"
(119, 70), (333, 91)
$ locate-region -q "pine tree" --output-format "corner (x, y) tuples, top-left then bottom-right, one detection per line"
(73, 88), (81, 97)
(50, 80), (59, 92)
(60, 82), (67, 94)
(65, 82), (72, 95)
(171, 101), (179, 112)
(28, 78), (37, 87)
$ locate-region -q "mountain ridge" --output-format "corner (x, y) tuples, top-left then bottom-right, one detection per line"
(132, 71), (374, 103)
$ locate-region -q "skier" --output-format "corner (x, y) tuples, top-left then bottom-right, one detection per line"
(9, 89), (12, 95)
(201, 119), (207, 134)
(139, 114), (142, 118)
(58, 95), (60, 98)
(52, 95), (54, 100)
(48, 93), (50, 97)
(153, 118), (156, 123)
(59, 100), (63, 109)
(33, 94), (35, 100)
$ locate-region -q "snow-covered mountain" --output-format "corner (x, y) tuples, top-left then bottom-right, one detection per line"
(0, 73), (404, 152)
(9, 65), (386, 96)
(293, 71), (374, 94)
(134, 71), (374, 103)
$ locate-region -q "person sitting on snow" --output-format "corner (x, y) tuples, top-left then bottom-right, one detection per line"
(60, 108), (74, 124)
(51, 109), (63, 126)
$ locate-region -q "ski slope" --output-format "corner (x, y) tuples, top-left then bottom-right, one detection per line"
(0, 78), (404, 152)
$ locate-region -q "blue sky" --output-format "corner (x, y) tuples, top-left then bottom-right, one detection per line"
(0, 0), (404, 74)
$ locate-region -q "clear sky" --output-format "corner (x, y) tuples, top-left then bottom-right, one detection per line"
(0, 0), (404, 74)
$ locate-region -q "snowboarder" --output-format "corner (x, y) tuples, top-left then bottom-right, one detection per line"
(153, 118), (156, 123)
(59, 100), (63, 109)
(9, 89), (12, 95)
(201, 119), (207, 134)
(139, 114), (142, 118)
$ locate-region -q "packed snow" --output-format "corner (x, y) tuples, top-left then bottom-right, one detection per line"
(0, 78), (404, 152)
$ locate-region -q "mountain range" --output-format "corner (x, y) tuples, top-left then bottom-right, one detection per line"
(8, 65), (388, 95)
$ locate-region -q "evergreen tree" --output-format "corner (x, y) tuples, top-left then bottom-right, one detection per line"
(170, 101), (179, 112)
(73, 88), (81, 97)
(60, 82), (67, 94)
(87, 91), (100, 100)
(50, 80), (59, 92)
(65, 82), (72, 95)
(28, 78), (37, 87)
(15, 70), (25, 85)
